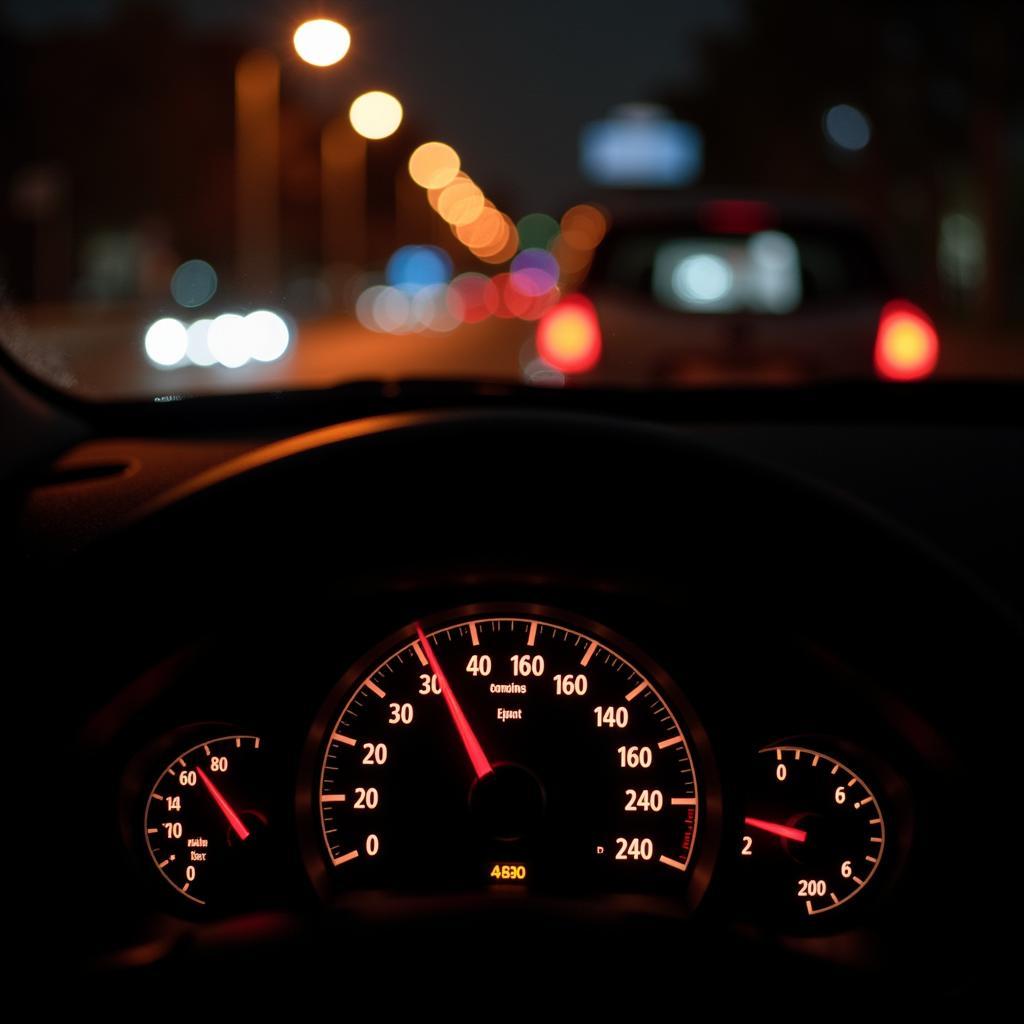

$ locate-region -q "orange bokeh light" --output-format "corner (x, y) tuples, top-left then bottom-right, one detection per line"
(560, 204), (607, 251)
(409, 142), (461, 190)
(437, 177), (485, 226)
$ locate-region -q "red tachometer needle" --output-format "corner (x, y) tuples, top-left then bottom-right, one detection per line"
(197, 766), (251, 841)
(744, 816), (807, 843)
(415, 623), (494, 779)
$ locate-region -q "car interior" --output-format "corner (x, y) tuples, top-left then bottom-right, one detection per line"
(4, 0), (1021, 1011)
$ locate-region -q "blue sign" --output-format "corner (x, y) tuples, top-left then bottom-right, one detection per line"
(580, 112), (702, 188)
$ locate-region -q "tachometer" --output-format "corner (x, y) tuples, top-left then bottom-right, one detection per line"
(303, 608), (713, 898)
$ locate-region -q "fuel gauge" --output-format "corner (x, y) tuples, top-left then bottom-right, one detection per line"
(143, 734), (268, 907)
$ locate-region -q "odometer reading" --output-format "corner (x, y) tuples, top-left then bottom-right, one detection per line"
(316, 613), (702, 893)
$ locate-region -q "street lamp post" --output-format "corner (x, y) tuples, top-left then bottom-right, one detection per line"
(235, 49), (280, 297)
(322, 115), (367, 268)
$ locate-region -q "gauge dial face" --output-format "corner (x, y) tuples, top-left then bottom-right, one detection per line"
(313, 612), (704, 895)
(144, 735), (266, 906)
(740, 745), (885, 917)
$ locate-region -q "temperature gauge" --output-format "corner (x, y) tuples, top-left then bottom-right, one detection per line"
(739, 744), (885, 919)
(143, 734), (268, 907)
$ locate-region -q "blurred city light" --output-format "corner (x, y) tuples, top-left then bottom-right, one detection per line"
(447, 273), (499, 323)
(536, 295), (601, 374)
(170, 258), (218, 309)
(823, 104), (871, 151)
(144, 317), (188, 367)
(413, 284), (461, 332)
(349, 91), (403, 139)
(581, 105), (702, 187)
(244, 310), (291, 362)
(208, 313), (250, 368)
(672, 253), (734, 305)
(511, 249), (560, 296)
(455, 205), (505, 251)
(653, 233), (802, 314)
(874, 301), (939, 381)
(293, 19), (351, 67)
(473, 216), (519, 263)
(437, 177), (485, 225)
(373, 286), (414, 333)
(408, 142), (461, 189)
(938, 212), (985, 291)
(746, 231), (802, 312)
(516, 213), (559, 251)
(560, 204), (607, 251)
(185, 318), (216, 366)
(386, 245), (453, 291)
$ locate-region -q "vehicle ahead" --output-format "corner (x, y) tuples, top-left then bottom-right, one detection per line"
(575, 196), (937, 386)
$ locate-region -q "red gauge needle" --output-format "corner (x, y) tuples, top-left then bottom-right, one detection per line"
(744, 816), (807, 843)
(415, 623), (494, 779)
(197, 766), (251, 841)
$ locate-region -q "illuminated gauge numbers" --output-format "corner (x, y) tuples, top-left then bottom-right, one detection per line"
(144, 735), (267, 906)
(740, 745), (885, 918)
(316, 614), (702, 894)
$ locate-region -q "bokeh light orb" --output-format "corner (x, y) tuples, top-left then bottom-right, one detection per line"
(408, 142), (461, 189)
(185, 318), (216, 366)
(536, 295), (602, 374)
(244, 310), (290, 362)
(349, 91), (403, 140)
(293, 19), (351, 67)
(208, 313), (251, 368)
(823, 104), (871, 151)
(144, 317), (188, 367)
(437, 177), (485, 226)
(170, 259), (218, 309)
(386, 245), (453, 292)
(447, 273), (499, 323)
(511, 248), (560, 296)
(516, 212), (559, 251)
(560, 204), (607, 250)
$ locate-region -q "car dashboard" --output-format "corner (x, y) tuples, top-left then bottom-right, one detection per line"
(11, 394), (1021, 1008)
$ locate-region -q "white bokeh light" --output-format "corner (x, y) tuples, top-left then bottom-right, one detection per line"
(672, 254), (734, 304)
(244, 310), (290, 362)
(144, 317), (188, 367)
(185, 318), (216, 366)
(208, 313), (250, 368)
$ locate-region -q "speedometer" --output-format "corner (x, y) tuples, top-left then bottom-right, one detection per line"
(302, 607), (715, 900)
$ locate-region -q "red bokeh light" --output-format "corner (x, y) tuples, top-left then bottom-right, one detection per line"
(874, 300), (939, 381)
(536, 295), (602, 374)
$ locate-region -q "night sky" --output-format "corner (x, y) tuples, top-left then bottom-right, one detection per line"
(3, 0), (745, 210)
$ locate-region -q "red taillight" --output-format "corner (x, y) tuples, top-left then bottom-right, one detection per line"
(697, 199), (775, 234)
(536, 295), (602, 374)
(874, 300), (939, 381)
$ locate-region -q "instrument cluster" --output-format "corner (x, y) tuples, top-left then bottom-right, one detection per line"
(116, 601), (919, 941)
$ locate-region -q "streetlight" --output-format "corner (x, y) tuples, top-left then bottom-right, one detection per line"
(236, 49), (280, 295)
(322, 92), (404, 267)
(293, 18), (351, 67)
(349, 91), (404, 140)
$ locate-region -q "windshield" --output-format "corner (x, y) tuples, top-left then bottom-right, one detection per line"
(2, 1), (1021, 400)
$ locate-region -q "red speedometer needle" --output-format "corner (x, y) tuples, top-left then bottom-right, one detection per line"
(415, 623), (494, 779)
(744, 816), (807, 843)
(197, 766), (251, 841)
